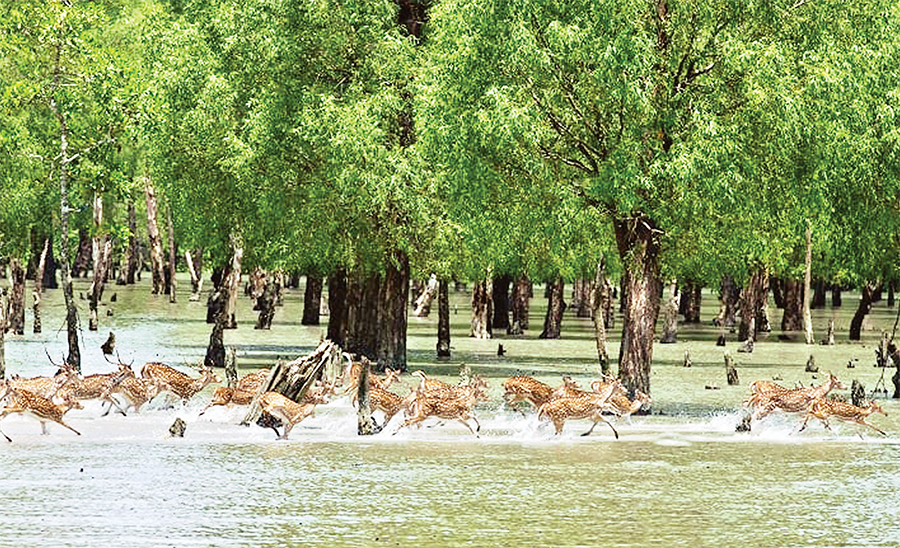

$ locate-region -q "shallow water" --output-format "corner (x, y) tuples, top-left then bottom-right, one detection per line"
(2, 279), (900, 547)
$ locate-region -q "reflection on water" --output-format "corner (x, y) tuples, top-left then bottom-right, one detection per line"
(1, 280), (900, 547)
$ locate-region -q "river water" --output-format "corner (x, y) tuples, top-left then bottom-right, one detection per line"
(1, 279), (899, 547)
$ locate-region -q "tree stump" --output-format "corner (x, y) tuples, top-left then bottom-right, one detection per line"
(168, 418), (186, 438)
(737, 337), (754, 353)
(851, 379), (866, 407)
(225, 347), (238, 388)
(716, 333), (726, 347)
(242, 340), (345, 425)
(101, 332), (116, 356)
(820, 319), (835, 345)
(356, 357), (379, 435)
(683, 349), (692, 368)
(724, 351), (739, 386)
(805, 355), (818, 373)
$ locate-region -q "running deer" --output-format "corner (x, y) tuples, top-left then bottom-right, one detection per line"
(0, 381), (83, 440)
(394, 381), (488, 437)
(742, 379), (789, 408)
(368, 386), (413, 427)
(751, 372), (845, 422)
(57, 356), (135, 416)
(606, 390), (652, 420)
(345, 365), (401, 404)
(141, 362), (220, 404)
(800, 398), (888, 435)
(103, 376), (158, 416)
(9, 365), (79, 401)
(257, 391), (317, 440)
(199, 369), (271, 415)
(538, 379), (625, 437)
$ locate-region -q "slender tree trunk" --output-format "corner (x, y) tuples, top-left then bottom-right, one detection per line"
(470, 278), (493, 339)
(327, 270), (349, 348)
(614, 215), (662, 397)
(803, 226), (814, 344)
(437, 278), (451, 358)
(539, 277), (565, 339)
(781, 279), (804, 332)
(849, 282), (879, 341)
(659, 280), (679, 344)
(185, 249), (203, 301)
(118, 198), (139, 285)
(572, 278), (593, 318)
(771, 277), (785, 309)
(590, 258), (610, 375)
(756, 274), (772, 333)
(832, 287), (842, 308)
(738, 269), (767, 342)
(145, 176), (165, 295)
(509, 274), (531, 335)
(680, 281), (702, 323)
(50, 43), (80, 370)
(811, 279), (827, 309)
(224, 239), (243, 329)
(8, 258), (26, 336)
(88, 191), (111, 331)
(716, 275), (739, 328)
(0, 289), (6, 379)
(302, 275), (323, 326)
(255, 276), (276, 330)
(33, 238), (49, 334)
(376, 250), (410, 371)
(166, 200), (177, 303)
(71, 228), (92, 278)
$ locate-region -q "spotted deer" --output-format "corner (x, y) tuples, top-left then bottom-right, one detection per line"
(141, 362), (220, 404)
(800, 398), (888, 435)
(394, 381), (488, 437)
(742, 379), (789, 408)
(538, 379), (625, 437)
(103, 376), (158, 416)
(0, 381), (83, 440)
(751, 372), (844, 422)
(345, 365), (401, 404)
(199, 369), (271, 415)
(257, 391), (317, 440)
(57, 358), (136, 416)
(606, 390), (652, 420)
(411, 370), (489, 399)
(368, 386), (413, 427)
(9, 365), (79, 401)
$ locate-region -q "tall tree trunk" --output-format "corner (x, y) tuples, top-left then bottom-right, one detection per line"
(376, 250), (410, 371)
(0, 288), (6, 379)
(571, 278), (593, 318)
(849, 282), (879, 341)
(89, 191), (111, 331)
(590, 258), (610, 375)
(738, 269), (767, 342)
(71, 228), (92, 278)
(491, 275), (511, 329)
(185, 249), (203, 301)
(166, 199), (177, 303)
(255, 275), (276, 330)
(680, 281), (702, 323)
(8, 258), (26, 336)
(771, 277), (785, 309)
(659, 280), (679, 344)
(302, 275), (323, 326)
(145, 176), (165, 295)
(223, 238), (243, 329)
(470, 278), (492, 339)
(437, 278), (451, 358)
(33, 238), (49, 334)
(781, 279), (804, 332)
(715, 275), (738, 328)
(832, 287), (842, 308)
(413, 274), (438, 317)
(803, 226), (814, 344)
(509, 274), (531, 335)
(614, 215), (662, 398)
(117, 198), (139, 286)
(811, 279), (827, 309)
(327, 270), (349, 348)
(50, 44), (80, 370)
(539, 277), (565, 339)
(204, 242), (241, 367)
(347, 271), (381, 359)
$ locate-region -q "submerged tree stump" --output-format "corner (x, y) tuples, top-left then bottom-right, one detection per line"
(356, 357), (379, 435)
(169, 418), (186, 438)
(683, 349), (692, 368)
(851, 379), (866, 407)
(242, 340), (346, 426)
(724, 351), (739, 386)
(805, 355), (818, 373)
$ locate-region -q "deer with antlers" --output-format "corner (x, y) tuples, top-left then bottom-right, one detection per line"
(800, 398), (888, 435)
(141, 362), (220, 405)
(56, 354), (136, 416)
(538, 378), (626, 437)
(0, 381), (83, 440)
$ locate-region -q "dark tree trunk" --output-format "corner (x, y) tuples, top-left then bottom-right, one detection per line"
(165, 200), (177, 302)
(437, 278), (451, 358)
(539, 277), (565, 339)
(571, 278), (593, 318)
(680, 281), (702, 323)
(347, 271), (381, 360)
(71, 228), (92, 279)
(781, 279), (804, 332)
(771, 277), (785, 309)
(591, 258), (611, 375)
(7, 258), (26, 336)
(376, 250), (410, 371)
(509, 274), (531, 335)
(738, 269), (767, 342)
(614, 215), (662, 397)
(204, 306), (226, 368)
(326, 270), (349, 348)
(811, 279), (827, 309)
(470, 278), (492, 339)
(302, 275), (323, 326)
(832, 287), (842, 308)
(0, 289), (6, 379)
(889, 281), (896, 308)
(849, 283), (879, 341)
(255, 277), (276, 330)
(715, 275), (739, 328)
(491, 275), (512, 330)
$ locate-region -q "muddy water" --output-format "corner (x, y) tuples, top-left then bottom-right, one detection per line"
(2, 280), (900, 547)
